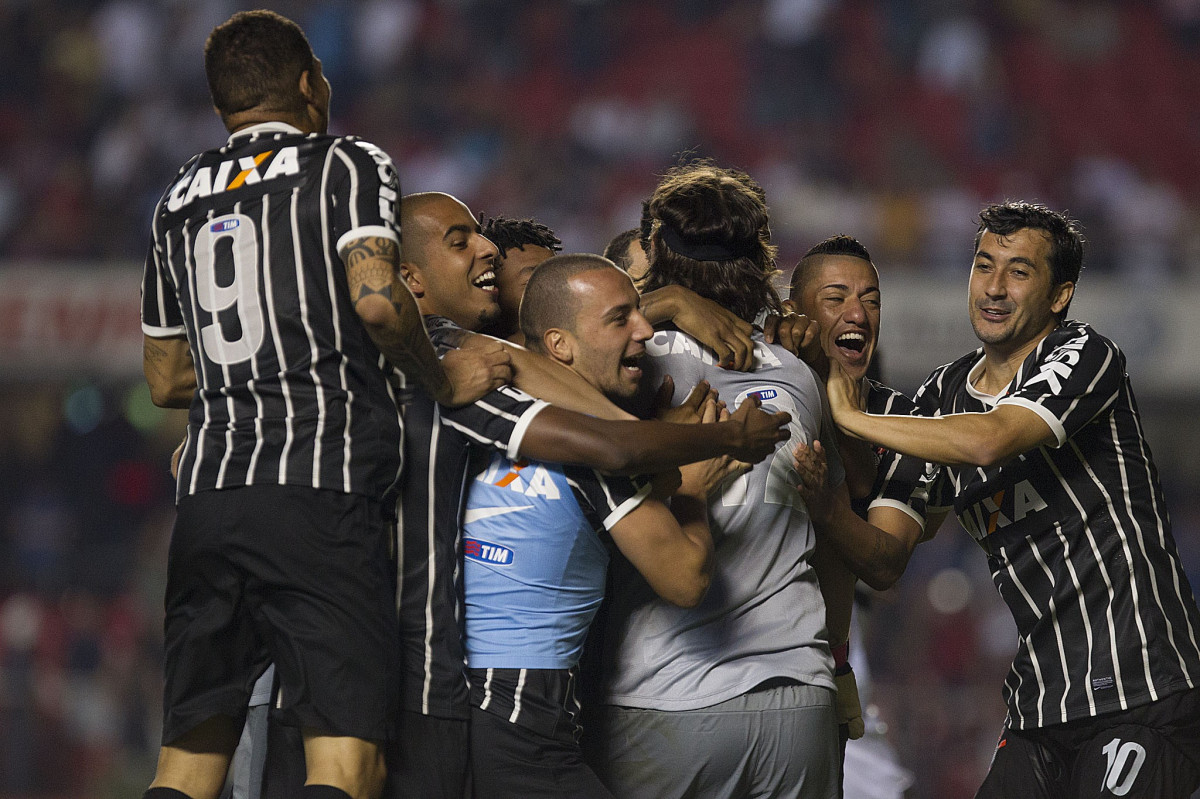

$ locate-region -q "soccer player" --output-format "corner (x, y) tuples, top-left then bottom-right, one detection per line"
(138, 11), (509, 799)
(479, 215), (563, 344)
(787, 235), (925, 799)
(588, 162), (847, 799)
(465, 253), (753, 797)
(824, 201), (1200, 798)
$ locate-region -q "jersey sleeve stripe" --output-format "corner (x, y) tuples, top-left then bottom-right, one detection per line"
(997, 396), (1068, 446)
(335, 224), (399, 254)
(505, 401), (550, 460)
(600, 480), (653, 530)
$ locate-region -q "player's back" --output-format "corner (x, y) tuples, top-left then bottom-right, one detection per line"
(142, 122), (403, 499)
(601, 328), (840, 711)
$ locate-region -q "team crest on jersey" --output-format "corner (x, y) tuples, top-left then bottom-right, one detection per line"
(960, 479), (1049, 540)
(166, 146), (301, 212)
(464, 538), (514, 565)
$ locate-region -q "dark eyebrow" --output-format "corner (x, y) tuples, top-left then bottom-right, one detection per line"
(975, 249), (1039, 269)
(442, 224), (473, 241)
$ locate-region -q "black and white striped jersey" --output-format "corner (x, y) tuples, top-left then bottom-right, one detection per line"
(394, 316), (549, 720)
(858, 379), (930, 524)
(915, 320), (1200, 729)
(141, 121), (404, 503)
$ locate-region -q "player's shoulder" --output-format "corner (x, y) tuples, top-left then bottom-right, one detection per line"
(1041, 319), (1121, 358)
(864, 379), (917, 415)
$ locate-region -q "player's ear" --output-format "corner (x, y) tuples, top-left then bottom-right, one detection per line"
(400, 262), (425, 297)
(1050, 281), (1074, 315)
(542, 328), (574, 365)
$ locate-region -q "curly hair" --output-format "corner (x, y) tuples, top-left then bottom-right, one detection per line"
(479, 215), (562, 259)
(641, 160), (781, 323)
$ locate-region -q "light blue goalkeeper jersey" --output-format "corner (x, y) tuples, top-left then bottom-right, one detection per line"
(462, 450), (650, 670)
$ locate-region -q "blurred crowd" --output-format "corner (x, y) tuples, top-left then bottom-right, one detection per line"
(3, 0), (1200, 277)
(3, 1), (1200, 797)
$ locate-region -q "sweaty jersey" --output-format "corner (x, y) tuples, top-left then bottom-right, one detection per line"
(394, 316), (549, 720)
(600, 328), (844, 711)
(462, 453), (651, 671)
(141, 122), (404, 503)
(907, 320), (1200, 729)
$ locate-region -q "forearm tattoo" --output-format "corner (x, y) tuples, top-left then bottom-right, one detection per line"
(344, 237), (400, 308)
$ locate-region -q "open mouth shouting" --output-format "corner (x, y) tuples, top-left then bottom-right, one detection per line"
(833, 329), (871, 368)
(620, 350), (644, 380)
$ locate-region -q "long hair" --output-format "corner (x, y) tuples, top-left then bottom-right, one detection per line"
(641, 161), (781, 323)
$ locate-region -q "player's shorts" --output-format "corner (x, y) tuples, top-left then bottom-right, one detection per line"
(588, 680), (839, 799)
(469, 667), (612, 799)
(976, 687), (1200, 799)
(385, 710), (470, 799)
(161, 484), (399, 745)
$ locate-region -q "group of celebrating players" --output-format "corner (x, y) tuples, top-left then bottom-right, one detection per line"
(137, 9), (1200, 799)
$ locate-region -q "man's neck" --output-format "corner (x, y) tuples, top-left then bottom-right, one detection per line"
(976, 333), (1050, 395)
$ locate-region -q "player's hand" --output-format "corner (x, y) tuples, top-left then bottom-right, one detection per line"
(725, 395), (790, 464)
(792, 440), (834, 526)
(170, 439), (185, 479)
(668, 289), (756, 371)
(835, 665), (866, 740)
(655, 377), (723, 425)
(437, 335), (513, 407)
(763, 301), (822, 370)
(826, 359), (865, 430)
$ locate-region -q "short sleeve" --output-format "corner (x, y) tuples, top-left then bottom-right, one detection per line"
(330, 137), (401, 255)
(140, 239), (185, 337)
(441, 384), (549, 460)
(997, 327), (1124, 448)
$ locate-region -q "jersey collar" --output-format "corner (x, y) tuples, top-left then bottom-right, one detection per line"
(227, 121), (304, 145)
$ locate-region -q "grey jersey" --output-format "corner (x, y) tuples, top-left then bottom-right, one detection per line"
(599, 328), (843, 710)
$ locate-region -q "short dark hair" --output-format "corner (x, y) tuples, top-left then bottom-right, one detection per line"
(641, 160), (780, 323)
(603, 229), (642, 273)
(519, 254), (622, 353)
(480, 216), (562, 259)
(790, 234), (874, 297)
(975, 201), (1084, 316)
(204, 10), (314, 118)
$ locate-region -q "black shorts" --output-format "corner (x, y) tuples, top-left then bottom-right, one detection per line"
(469, 667), (611, 799)
(976, 688), (1200, 799)
(385, 710), (470, 798)
(161, 484), (399, 744)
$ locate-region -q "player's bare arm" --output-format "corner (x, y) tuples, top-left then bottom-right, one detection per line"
(143, 335), (197, 408)
(343, 235), (510, 407)
(608, 496), (713, 608)
(794, 439), (925, 589)
(826, 359), (1057, 468)
(515, 398), (788, 476)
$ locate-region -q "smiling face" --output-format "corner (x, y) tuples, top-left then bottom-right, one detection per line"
(401, 194), (500, 331)
(969, 228), (1073, 357)
(494, 244), (556, 337)
(562, 267), (653, 400)
(792, 254), (881, 381)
